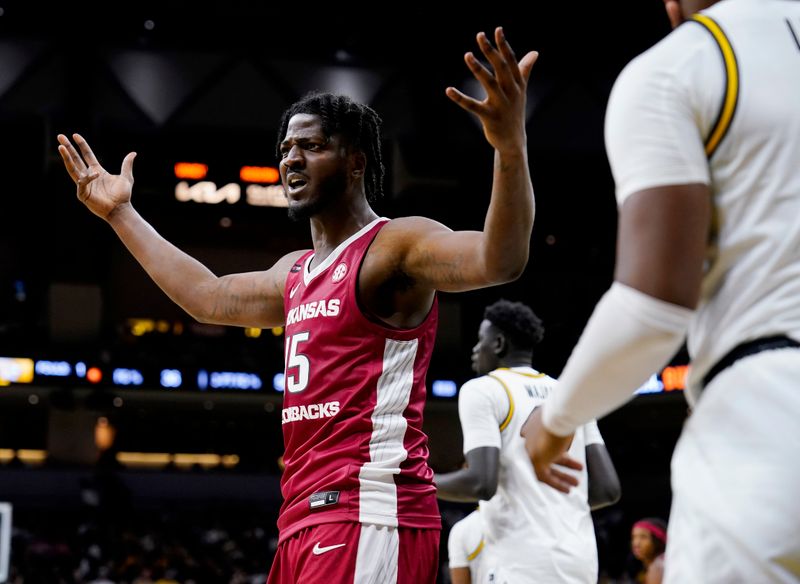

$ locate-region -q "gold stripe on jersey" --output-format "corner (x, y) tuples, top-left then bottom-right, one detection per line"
(497, 367), (546, 379)
(467, 538), (485, 561)
(691, 14), (739, 157)
(488, 373), (515, 431)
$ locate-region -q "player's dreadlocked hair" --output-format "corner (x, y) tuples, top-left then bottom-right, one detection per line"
(275, 92), (386, 202)
(484, 299), (545, 350)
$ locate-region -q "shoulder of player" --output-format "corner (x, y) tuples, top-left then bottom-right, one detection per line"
(448, 516), (467, 539)
(278, 248), (311, 264)
(616, 22), (713, 91)
(362, 217), (453, 276)
(373, 216), (452, 248)
(459, 375), (506, 398)
(268, 249), (311, 288)
(272, 249), (311, 274)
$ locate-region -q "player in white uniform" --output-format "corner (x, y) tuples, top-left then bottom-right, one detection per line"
(448, 509), (494, 584)
(436, 300), (620, 583)
(525, 1), (800, 582)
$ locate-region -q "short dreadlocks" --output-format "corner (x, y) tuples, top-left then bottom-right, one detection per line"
(276, 91), (386, 202)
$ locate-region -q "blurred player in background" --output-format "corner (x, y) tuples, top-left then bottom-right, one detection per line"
(437, 299), (620, 582)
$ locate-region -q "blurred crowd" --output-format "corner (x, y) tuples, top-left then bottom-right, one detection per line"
(7, 507), (277, 584)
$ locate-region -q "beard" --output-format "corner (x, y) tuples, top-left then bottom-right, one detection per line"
(287, 194), (329, 221)
(286, 169), (349, 222)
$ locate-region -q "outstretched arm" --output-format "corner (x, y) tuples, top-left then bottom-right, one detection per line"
(393, 28), (537, 292)
(57, 133), (300, 328)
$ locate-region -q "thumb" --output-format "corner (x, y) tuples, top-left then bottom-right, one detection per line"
(121, 152), (137, 182)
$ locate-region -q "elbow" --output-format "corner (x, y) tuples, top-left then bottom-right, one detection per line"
(590, 483), (622, 510)
(192, 313), (212, 325)
(605, 483), (622, 507)
(485, 256), (528, 285)
(500, 263), (526, 283)
(475, 483), (497, 501)
(473, 472), (498, 500)
(184, 304), (212, 325)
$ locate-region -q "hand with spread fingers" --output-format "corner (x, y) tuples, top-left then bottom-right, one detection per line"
(521, 406), (583, 494)
(57, 133), (137, 221)
(446, 27), (538, 153)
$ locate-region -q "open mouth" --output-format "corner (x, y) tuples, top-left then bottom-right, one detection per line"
(287, 174), (308, 192)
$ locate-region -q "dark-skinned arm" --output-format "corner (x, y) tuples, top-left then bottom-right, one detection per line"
(586, 443), (622, 510)
(57, 133), (303, 328)
(435, 447), (500, 503)
(394, 28), (537, 292)
(527, 184), (711, 492)
(450, 567), (472, 584)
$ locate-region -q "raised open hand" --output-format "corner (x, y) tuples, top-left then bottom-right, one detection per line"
(57, 133), (137, 220)
(446, 27), (538, 153)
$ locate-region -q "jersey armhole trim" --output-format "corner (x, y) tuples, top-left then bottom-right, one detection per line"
(467, 538), (485, 561)
(690, 14), (740, 158)
(487, 373), (514, 432)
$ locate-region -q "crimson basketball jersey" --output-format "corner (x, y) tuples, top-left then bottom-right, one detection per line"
(278, 217), (440, 542)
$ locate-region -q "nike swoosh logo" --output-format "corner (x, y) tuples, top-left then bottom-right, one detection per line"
(289, 284), (301, 299)
(312, 542), (346, 555)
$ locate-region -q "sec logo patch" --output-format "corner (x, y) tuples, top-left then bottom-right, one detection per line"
(332, 263), (347, 282)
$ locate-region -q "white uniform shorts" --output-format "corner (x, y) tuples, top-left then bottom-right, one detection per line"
(665, 348), (800, 583)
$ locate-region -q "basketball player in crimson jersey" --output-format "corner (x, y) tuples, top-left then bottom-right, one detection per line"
(58, 28), (537, 583)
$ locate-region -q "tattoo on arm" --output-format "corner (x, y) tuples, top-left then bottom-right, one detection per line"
(418, 249), (467, 286)
(208, 277), (263, 321)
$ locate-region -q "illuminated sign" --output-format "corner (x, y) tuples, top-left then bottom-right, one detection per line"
(196, 369), (264, 391)
(635, 365), (688, 395)
(160, 369), (182, 388)
(174, 162), (208, 180)
(239, 166), (279, 183)
(245, 184), (288, 207)
(175, 181), (241, 204)
(0, 358), (34, 386)
(34, 360), (71, 377)
(112, 368), (144, 386)
(173, 156), (287, 208)
(432, 379), (457, 398)
(86, 367), (103, 384)
(209, 371), (262, 391)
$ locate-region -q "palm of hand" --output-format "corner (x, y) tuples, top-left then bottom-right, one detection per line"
(57, 133), (136, 220)
(79, 168), (132, 218)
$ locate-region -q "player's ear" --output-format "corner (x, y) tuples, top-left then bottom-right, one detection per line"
(350, 151), (366, 177)
(494, 333), (507, 357)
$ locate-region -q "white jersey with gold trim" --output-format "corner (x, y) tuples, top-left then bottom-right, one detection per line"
(448, 509), (495, 584)
(605, 0), (800, 401)
(458, 366), (603, 583)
